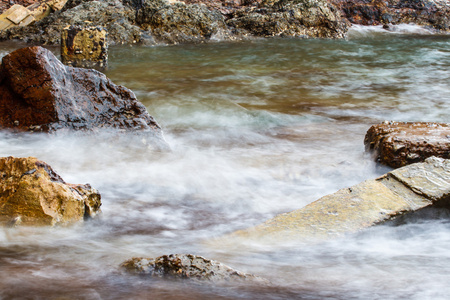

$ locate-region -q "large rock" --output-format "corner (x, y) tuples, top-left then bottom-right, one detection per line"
(0, 156), (101, 226)
(121, 254), (268, 283)
(0, 46), (165, 144)
(224, 157), (450, 243)
(226, 0), (349, 38)
(364, 121), (450, 168)
(136, 0), (233, 44)
(330, 0), (450, 31)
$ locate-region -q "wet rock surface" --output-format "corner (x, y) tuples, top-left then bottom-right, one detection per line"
(0, 0), (348, 45)
(364, 121), (450, 169)
(330, 0), (450, 31)
(121, 254), (268, 283)
(0, 156), (101, 226)
(223, 157), (450, 244)
(0, 46), (165, 143)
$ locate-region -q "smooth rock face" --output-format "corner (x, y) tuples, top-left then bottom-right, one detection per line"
(0, 46), (165, 143)
(0, 156), (101, 226)
(227, 157), (450, 243)
(330, 0), (450, 31)
(121, 254), (268, 283)
(364, 121), (450, 168)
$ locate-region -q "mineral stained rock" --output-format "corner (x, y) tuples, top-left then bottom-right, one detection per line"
(0, 46), (165, 145)
(121, 254), (268, 283)
(0, 156), (101, 226)
(364, 121), (450, 168)
(224, 157), (450, 244)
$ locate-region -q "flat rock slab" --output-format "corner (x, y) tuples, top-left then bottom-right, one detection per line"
(226, 157), (450, 243)
(121, 254), (268, 283)
(0, 156), (101, 226)
(364, 121), (450, 168)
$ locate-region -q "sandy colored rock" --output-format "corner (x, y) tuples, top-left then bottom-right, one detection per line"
(0, 156), (101, 226)
(225, 157), (450, 243)
(121, 254), (268, 283)
(61, 25), (108, 69)
(364, 121), (450, 168)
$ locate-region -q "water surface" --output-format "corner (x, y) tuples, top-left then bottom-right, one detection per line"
(1, 26), (449, 299)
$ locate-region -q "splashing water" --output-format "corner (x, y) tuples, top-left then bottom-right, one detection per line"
(0, 30), (449, 299)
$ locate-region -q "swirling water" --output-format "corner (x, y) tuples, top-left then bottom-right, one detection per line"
(0, 27), (449, 299)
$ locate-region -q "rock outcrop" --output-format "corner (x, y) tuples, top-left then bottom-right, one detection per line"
(223, 157), (450, 243)
(121, 254), (268, 283)
(365, 121), (450, 168)
(330, 0), (450, 31)
(0, 46), (165, 144)
(0, 0), (349, 45)
(0, 156), (101, 226)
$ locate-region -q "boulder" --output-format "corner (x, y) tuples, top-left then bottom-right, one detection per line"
(223, 157), (450, 243)
(121, 254), (268, 283)
(0, 46), (165, 145)
(364, 121), (450, 168)
(226, 0), (349, 38)
(0, 156), (101, 226)
(135, 0), (233, 44)
(330, 0), (450, 31)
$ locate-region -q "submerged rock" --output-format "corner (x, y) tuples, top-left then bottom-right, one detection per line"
(121, 254), (268, 283)
(364, 121), (450, 168)
(0, 156), (101, 226)
(0, 46), (166, 147)
(223, 157), (450, 244)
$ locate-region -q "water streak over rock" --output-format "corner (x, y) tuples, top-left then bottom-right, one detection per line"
(221, 157), (450, 244)
(0, 156), (101, 226)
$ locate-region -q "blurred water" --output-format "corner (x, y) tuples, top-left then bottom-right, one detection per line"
(0, 27), (449, 299)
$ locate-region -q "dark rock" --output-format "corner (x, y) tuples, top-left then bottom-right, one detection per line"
(226, 0), (349, 38)
(330, 0), (450, 31)
(0, 156), (101, 227)
(0, 46), (165, 144)
(121, 254), (269, 283)
(364, 121), (450, 168)
(136, 0), (232, 44)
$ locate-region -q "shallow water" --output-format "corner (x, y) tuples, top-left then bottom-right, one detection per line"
(0, 26), (449, 299)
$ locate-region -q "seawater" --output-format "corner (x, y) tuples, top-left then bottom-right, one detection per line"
(0, 27), (449, 299)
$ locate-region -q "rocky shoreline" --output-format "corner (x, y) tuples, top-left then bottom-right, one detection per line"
(0, 0), (448, 46)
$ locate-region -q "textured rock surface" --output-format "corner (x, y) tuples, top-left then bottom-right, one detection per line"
(121, 254), (268, 283)
(0, 156), (101, 226)
(0, 0), (348, 44)
(364, 121), (450, 168)
(0, 46), (165, 145)
(224, 157), (450, 243)
(330, 0), (450, 31)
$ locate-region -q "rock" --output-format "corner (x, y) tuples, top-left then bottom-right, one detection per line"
(61, 25), (108, 70)
(226, 0), (349, 38)
(121, 254), (268, 283)
(0, 46), (166, 145)
(330, 0), (450, 31)
(364, 121), (450, 168)
(0, 156), (101, 226)
(135, 0), (233, 44)
(223, 157), (450, 243)
(0, 0), (142, 45)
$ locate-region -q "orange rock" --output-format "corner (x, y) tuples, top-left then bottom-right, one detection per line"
(0, 156), (101, 226)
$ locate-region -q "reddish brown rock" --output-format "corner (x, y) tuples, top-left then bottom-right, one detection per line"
(0, 46), (164, 143)
(0, 156), (101, 226)
(330, 0), (450, 31)
(364, 121), (450, 168)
